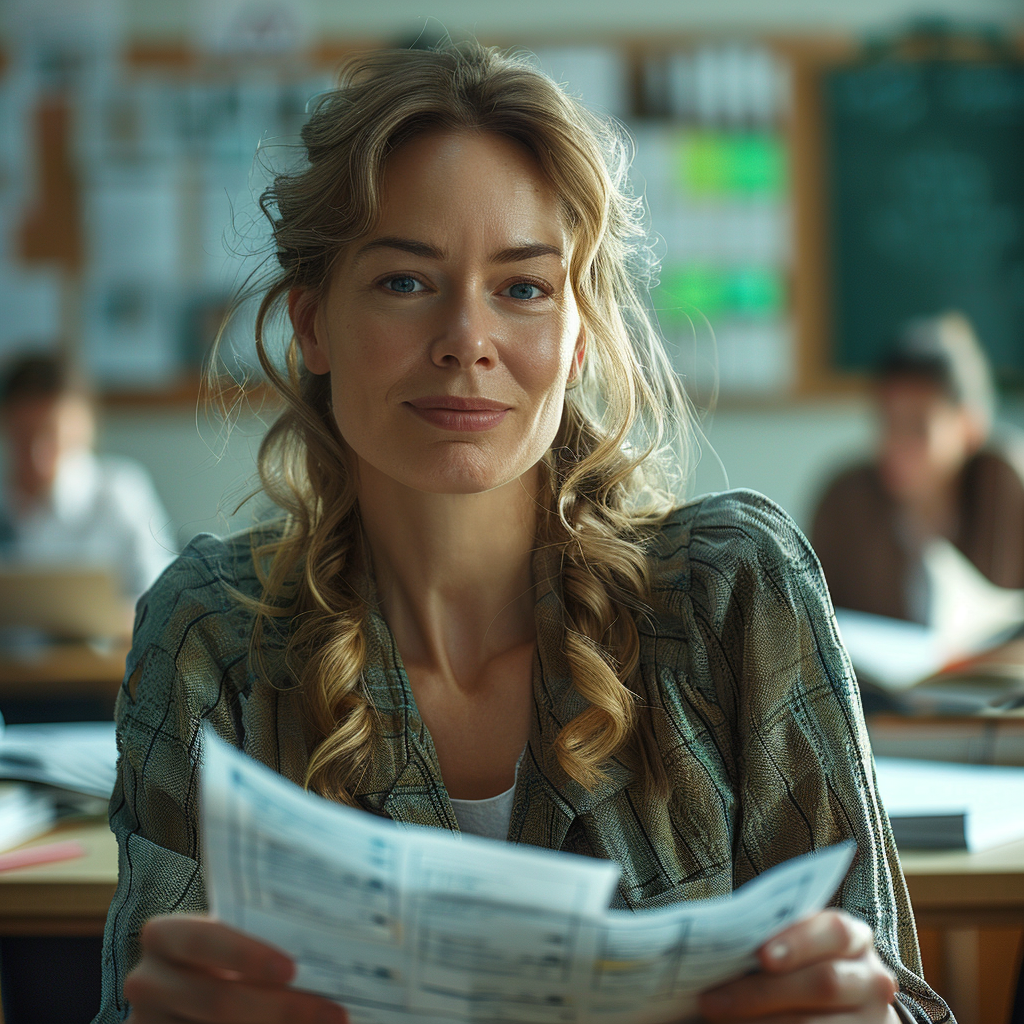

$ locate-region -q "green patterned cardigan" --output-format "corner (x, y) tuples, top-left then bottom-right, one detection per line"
(93, 489), (952, 1023)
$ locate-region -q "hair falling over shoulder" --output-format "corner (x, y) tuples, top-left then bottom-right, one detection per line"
(211, 41), (694, 804)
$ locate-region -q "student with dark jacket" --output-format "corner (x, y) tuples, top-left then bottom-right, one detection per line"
(813, 312), (1024, 624)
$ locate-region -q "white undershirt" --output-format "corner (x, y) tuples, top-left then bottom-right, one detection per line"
(448, 747), (525, 842)
(450, 782), (517, 841)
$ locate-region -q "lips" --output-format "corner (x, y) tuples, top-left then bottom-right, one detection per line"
(404, 395), (510, 432)
(405, 395), (509, 412)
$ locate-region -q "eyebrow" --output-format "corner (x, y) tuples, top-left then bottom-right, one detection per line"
(354, 236), (443, 262)
(353, 236), (564, 265)
(492, 242), (564, 264)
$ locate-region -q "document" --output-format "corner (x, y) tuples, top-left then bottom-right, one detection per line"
(835, 538), (1024, 696)
(202, 729), (854, 1024)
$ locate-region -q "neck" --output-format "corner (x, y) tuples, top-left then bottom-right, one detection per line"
(356, 460), (541, 687)
(902, 475), (960, 542)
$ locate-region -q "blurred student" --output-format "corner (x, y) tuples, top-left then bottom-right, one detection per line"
(0, 353), (176, 608)
(812, 312), (1024, 623)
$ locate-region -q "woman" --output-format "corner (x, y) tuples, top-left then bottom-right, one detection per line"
(97, 43), (950, 1024)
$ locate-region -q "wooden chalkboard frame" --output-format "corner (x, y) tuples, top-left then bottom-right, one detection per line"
(784, 29), (1024, 400)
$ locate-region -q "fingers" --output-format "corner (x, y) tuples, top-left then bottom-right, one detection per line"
(701, 1013), (896, 1024)
(699, 948), (898, 1021)
(758, 910), (875, 973)
(125, 955), (348, 1023)
(140, 916), (295, 985)
(128, 916), (348, 1024)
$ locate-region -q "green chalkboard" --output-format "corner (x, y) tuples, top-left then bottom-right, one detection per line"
(824, 60), (1024, 384)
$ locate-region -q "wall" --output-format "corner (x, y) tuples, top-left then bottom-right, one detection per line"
(101, 392), (1024, 553)
(116, 0), (1024, 40)
(21, 0), (1024, 547)
(98, 408), (269, 552)
(103, 401), (871, 551)
(690, 400), (874, 528)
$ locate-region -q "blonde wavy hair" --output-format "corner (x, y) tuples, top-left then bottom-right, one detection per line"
(220, 41), (693, 804)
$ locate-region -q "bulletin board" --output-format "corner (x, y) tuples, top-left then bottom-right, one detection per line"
(4, 29), (1022, 405)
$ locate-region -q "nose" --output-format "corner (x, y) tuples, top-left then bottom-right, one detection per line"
(429, 288), (499, 370)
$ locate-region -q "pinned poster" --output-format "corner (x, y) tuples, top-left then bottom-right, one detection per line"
(528, 46), (630, 120)
(714, 319), (794, 394)
(0, 264), (62, 357)
(81, 278), (181, 388)
(192, 0), (308, 56)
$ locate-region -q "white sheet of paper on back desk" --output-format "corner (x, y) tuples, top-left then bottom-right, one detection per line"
(201, 730), (853, 1024)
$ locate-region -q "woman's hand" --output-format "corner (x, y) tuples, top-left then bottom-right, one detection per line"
(696, 910), (900, 1022)
(124, 914), (349, 1023)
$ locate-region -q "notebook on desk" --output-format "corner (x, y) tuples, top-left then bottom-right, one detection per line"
(875, 757), (1024, 851)
(0, 566), (127, 641)
(835, 538), (1024, 714)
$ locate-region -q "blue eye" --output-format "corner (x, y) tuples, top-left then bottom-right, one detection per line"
(384, 276), (422, 294)
(506, 282), (543, 300)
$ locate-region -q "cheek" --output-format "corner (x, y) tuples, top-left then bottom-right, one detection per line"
(511, 315), (577, 388)
(927, 419), (969, 469)
(327, 319), (408, 399)
(518, 345), (573, 452)
(324, 336), (384, 444)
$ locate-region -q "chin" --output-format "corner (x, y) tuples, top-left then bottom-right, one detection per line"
(408, 467), (513, 496)
(408, 447), (536, 496)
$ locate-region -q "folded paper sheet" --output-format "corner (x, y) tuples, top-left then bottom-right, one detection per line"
(201, 729), (854, 1024)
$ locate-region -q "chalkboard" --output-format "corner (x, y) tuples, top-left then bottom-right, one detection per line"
(824, 60), (1024, 384)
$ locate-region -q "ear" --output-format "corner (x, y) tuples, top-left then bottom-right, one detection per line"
(288, 287), (331, 376)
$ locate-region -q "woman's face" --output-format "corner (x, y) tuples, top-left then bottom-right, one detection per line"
(876, 377), (980, 502)
(292, 129), (584, 497)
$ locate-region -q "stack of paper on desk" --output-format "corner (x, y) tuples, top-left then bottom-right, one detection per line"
(0, 721), (117, 799)
(874, 757), (1024, 851)
(0, 780), (56, 851)
(202, 730), (854, 1024)
(834, 539), (1024, 714)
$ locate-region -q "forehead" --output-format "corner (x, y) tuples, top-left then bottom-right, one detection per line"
(4, 394), (63, 421)
(372, 129), (568, 246)
(877, 377), (956, 417)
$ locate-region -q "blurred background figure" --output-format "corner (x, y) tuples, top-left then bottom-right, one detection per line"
(812, 312), (1024, 624)
(0, 353), (176, 608)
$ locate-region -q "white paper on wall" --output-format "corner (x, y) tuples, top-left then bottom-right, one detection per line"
(528, 47), (630, 120)
(83, 165), (182, 281)
(191, 0), (309, 56)
(80, 276), (181, 388)
(0, 264), (63, 356)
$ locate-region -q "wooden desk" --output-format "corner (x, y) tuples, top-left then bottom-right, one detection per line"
(903, 838), (1024, 925)
(1, 822), (1022, 1022)
(0, 820), (117, 936)
(0, 642), (129, 699)
(898, 843), (1024, 1024)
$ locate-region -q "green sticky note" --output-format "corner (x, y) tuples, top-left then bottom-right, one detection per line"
(728, 267), (785, 315)
(673, 131), (787, 197)
(676, 133), (729, 196)
(728, 135), (786, 195)
(655, 264), (729, 322)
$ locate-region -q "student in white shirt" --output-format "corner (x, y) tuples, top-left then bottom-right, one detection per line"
(0, 354), (176, 612)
